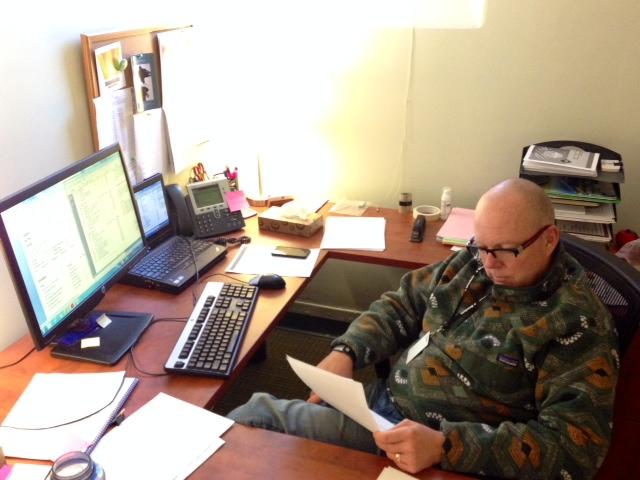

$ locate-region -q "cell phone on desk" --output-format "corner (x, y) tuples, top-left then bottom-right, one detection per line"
(272, 246), (311, 259)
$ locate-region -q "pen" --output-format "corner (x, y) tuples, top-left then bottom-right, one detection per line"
(112, 408), (126, 426)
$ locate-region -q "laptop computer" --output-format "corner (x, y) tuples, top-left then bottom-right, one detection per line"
(121, 173), (227, 294)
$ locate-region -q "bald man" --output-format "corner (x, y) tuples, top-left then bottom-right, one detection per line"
(229, 179), (618, 479)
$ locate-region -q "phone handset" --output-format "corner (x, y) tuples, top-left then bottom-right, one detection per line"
(185, 178), (245, 238)
(165, 183), (193, 236)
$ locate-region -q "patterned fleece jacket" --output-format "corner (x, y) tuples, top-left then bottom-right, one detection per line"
(332, 246), (618, 479)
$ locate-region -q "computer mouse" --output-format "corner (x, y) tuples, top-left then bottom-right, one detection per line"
(249, 273), (286, 290)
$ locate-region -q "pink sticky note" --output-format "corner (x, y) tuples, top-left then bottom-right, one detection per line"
(225, 190), (249, 212)
(0, 465), (12, 480)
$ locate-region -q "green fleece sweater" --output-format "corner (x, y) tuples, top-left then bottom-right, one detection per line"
(333, 247), (618, 479)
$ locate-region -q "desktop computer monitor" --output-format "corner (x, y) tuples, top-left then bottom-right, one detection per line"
(0, 144), (152, 364)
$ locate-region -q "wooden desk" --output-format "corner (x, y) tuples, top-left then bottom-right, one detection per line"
(1, 206), (459, 479)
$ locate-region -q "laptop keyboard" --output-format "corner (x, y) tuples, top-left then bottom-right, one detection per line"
(165, 282), (259, 377)
(130, 237), (212, 280)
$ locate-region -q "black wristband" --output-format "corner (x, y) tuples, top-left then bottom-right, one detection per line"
(332, 343), (356, 363)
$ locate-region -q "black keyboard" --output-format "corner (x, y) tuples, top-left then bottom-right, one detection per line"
(164, 282), (259, 377)
(130, 237), (212, 280)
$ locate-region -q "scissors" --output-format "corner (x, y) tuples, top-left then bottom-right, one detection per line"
(191, 163), (207, 182)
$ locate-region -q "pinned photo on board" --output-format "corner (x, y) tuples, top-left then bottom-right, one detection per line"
(94, 41), (127, 96)
(131, 53), (161, 113)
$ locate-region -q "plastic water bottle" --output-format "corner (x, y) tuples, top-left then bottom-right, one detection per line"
(440, 187), (452, 220)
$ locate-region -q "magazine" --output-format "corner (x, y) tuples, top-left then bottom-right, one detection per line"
(523, 145), (599, 177)
(541, 177), (619, 204)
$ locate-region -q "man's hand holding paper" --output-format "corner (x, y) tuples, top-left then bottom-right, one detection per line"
(286, 356), (393, 432)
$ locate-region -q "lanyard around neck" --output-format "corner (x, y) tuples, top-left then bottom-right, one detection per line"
(437, 265), (489, 333)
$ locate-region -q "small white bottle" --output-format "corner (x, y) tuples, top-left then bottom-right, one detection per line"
(440, 187), (452, 220)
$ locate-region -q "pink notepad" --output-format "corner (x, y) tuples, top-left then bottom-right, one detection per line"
(435, 207), (475, 246)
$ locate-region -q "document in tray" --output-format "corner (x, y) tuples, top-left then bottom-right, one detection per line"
(226, 244), (320, 277)
(320, 216), (386, 251)
(91, 392), (233, 480)
(0, 371), (136, 461)
(286, 356), (394, 432)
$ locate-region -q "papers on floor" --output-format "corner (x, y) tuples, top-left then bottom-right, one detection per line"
(91, 392), (233, 480)
(226, 244), (320, 277)
(286, 356), (393, 432)
(435, 207), (475, 246)
(320, 217), (386, 251)
(0, 371), (136, 461)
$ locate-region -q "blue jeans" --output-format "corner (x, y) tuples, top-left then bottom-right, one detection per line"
(227, 379), (404, 455)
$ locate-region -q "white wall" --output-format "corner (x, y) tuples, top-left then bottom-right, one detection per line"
(401, 0), (640, 219)
(0, 2), (199, 349)
(2, 0), (639, 350)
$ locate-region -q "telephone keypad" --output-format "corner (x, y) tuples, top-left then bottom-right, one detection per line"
(193, 209), (244, 238)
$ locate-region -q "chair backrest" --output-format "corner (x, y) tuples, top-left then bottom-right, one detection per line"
(561, 233), (640, 357)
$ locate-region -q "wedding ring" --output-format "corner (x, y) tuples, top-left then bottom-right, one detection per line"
(395, 452), (401, 463)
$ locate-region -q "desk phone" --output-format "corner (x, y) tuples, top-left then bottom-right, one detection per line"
(185, 178), (245, 238)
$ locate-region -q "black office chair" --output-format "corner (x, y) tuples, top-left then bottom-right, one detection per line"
(561, 233), (640, 357)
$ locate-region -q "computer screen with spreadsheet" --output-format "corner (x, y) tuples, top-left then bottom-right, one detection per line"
(0, 144), (148, 358)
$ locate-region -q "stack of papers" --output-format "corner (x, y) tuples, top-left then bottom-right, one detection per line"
(320, 217), (386, 251)
(435, 208), (475, 246)
(556, 220), (613, 244)
(226, 244), (320, 277)
(522, 145), (599, 177)
(0, 372), (137, 461)
(553, 203), (616, 224)
(91, 393), (233, 480)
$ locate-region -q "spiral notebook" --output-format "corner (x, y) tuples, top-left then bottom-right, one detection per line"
(0, 371), (137, 461)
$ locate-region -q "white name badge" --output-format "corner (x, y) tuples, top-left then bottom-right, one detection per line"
(406, 331), (430, 364)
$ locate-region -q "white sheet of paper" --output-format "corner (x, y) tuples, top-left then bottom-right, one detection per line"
(0, 372), (134, 461)
(320, 217), (386, 251)
(133, 108), (168, 180)
(93, 89), (139, 183)
(80, 337), (100, 349)
(91, 392), (232, 480)
(157, 28), (209, 173)
(377, 466), (420, 480)
(286, 356), (394, 432)
(5, 463), (52, 480)
(96, 313), (112, 328)
(226, 245), (320, 277)
(93, 95), (116, 147)
(406, 331), (430, 364)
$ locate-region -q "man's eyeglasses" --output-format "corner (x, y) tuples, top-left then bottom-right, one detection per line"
(466, 225), (551, 261)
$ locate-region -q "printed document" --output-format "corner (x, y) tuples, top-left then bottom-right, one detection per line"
(286, 356), (393, 432)
(91, 392), (233, 480)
